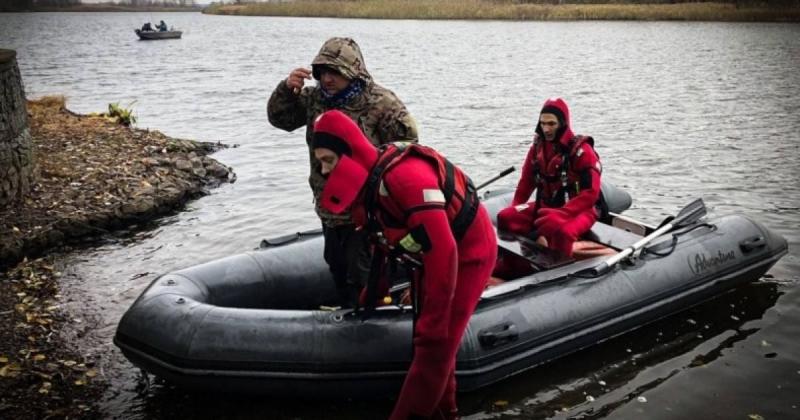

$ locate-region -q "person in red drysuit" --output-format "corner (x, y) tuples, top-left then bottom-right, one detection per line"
(497, 97), (602, 257)
(311, 109), (497, 420)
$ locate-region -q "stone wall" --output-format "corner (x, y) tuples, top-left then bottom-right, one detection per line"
(0, 49), (34, 207)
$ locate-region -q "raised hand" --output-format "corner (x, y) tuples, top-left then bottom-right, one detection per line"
(286, 67), (312, 94)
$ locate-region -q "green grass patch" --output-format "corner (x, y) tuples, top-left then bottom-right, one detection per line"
(106, 101), (137, 127)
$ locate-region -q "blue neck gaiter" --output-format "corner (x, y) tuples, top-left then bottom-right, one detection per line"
(321, 79), (365, 108)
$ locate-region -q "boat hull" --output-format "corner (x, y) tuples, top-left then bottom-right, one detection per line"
(114, 193), (787, 396)
(135, 29), (182, 40)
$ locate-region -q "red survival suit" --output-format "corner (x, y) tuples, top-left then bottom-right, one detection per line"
(497, 98), (602, 257)
(312, 110), (497, 420)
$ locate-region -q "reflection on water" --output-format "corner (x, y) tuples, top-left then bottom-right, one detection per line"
(2, 12), (799, 419)
(100, 281), (782, 419)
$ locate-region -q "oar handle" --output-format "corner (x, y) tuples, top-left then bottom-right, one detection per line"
(497, 166), (515, 178)
(475, 166), (515, 191)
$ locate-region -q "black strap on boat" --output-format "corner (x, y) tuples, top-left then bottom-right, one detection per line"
(569, 222), (715, 281)
(643, 223), (715, 257)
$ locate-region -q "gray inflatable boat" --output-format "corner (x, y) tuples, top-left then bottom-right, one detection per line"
(114, 188), (787, 397)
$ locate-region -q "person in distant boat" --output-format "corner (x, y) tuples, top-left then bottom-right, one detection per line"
(311, 109), (496, 420)
(155, 20), (168, 32)
(141, 22), (153, 32)
(267, 37), (418, 308)
(496, 97), (602, 257)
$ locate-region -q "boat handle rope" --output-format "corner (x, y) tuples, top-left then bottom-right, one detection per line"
(569, 198), (708, 280)
(568, 222), (715, 282)
(642, 223), (716, 258)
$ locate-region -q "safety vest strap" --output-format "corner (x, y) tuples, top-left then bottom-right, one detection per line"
(365, 143), (478, 241)
(450, 178), (478, 241)
(532, 135), (599, 208)
(363, 145), (406, 232)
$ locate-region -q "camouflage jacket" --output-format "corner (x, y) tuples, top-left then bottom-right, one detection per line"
(267, 37), (418, 227)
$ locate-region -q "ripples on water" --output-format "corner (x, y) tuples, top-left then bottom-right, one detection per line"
(1, 13), (799, 419)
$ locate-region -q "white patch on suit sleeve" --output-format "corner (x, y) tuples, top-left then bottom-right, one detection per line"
(423, 189), (445, 203)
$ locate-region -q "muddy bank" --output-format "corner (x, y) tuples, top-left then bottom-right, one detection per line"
(0, 96), (235, 419)
(0, 96), (235, 269)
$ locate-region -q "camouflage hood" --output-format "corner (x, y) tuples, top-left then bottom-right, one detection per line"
(311, 37), (373, 84)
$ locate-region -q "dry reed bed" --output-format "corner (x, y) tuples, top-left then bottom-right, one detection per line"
(203, 1), (800, 21)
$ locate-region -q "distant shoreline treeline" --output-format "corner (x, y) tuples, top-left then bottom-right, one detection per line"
(1, 0), (201, 12)
(202, 1), (800, 22)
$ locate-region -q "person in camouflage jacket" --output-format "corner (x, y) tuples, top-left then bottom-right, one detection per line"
(267, 37), (418, 307)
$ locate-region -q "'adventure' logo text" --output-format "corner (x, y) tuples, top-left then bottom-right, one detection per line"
(689, 249), (736, 275)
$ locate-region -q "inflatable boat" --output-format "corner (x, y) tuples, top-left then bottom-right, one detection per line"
(114, 188), (787, 397)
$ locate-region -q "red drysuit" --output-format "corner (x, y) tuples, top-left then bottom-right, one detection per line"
(497, 98), (602, 256)
(313, 110), (497, 419)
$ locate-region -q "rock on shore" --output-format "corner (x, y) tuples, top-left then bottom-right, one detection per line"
(0, 96), (236, 268)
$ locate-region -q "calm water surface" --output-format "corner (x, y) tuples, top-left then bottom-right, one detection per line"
(1, 12), (799, 419)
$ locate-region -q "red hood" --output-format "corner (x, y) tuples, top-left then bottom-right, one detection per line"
(535, 97), (575, 147)
(312, 110), (378, 214)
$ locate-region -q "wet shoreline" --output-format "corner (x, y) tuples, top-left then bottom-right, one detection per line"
(0, 97), (235, 419)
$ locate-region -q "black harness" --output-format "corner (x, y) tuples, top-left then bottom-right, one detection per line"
(363, 144), (478, 241)
(358, 144), (479, 318)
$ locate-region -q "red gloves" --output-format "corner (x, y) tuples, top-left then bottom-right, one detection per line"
(497, 203), (537, 236)
(533, 207), (570, 237)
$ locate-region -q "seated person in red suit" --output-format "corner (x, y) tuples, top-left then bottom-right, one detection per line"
(497, 97), (602, 257)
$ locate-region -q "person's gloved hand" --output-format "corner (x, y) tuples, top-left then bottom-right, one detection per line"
(534, 207), (570, 237)
(537, 207), (570, 220)
(497, 203), (536, 235)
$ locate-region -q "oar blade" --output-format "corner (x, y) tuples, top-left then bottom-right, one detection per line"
(673, 198), (707, 227)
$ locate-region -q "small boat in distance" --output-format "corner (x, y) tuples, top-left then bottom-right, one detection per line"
(135, 28), (182, 40)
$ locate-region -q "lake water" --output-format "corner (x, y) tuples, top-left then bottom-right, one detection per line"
(1, 11), (799, 419)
